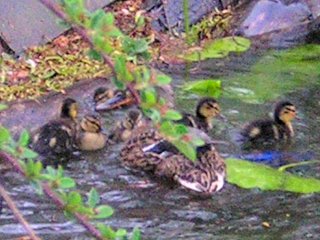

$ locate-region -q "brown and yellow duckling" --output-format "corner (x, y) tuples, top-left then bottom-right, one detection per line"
(177, 97), (224, 132)
(120, 126), (226, 194)
(75, 114), (107, 151)
(108, 109), (143, 143)
(240, 101), (297, 144)
(31, 98), (78, 157)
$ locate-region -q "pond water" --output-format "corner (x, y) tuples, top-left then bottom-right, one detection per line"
(0, 45), (320, 239)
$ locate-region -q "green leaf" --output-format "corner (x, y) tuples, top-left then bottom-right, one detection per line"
(225, 158), (320, 193)
(115, 55), (134, 82)
(87, 188), (100, 208)
(88, 49), (103, 61)
(90, 9), (106, 29)
(60, 177), (76, 189)
(0, 126), (10, 145)
(164, 110), (182, 120)
(0, 104), (8, 111)
(131, 228), (141, 240)
(67, 191), (82, 206)
(174, 124), (189, 136)
(141, 88), (157, 106)
(183, 37), (251, 61)
(191, 136), (205, 147)
(156, 74), (172, 85)
(20, 148), (38, 159)
(97, 224), (116, 239)
(144, 108), (161, 123)
(94, 205), (114, 219)
(173, 140), (196, 161)
(183, 79), (221, 97)
(115, 228), (127, 238)
(160, 121), (175, 136)
(18, 129), (30, 147)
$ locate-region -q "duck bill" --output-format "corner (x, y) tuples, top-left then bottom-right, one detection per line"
(95, 94), (135, 111)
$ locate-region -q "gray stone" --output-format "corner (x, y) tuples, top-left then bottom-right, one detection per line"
(239, 0), (312, 37)
(0, 0), (115, 54)
(163, 0), (222, 31)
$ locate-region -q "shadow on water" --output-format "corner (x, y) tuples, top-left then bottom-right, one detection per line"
(1, 45), (320, 239)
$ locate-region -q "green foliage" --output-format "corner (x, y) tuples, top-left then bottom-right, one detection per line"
(183, 79), (221, 97)
(226, 158), (320, 193)
(183, 37), (251, 61)
(0, 103), (8, 111)
(223, 44), (320, 103)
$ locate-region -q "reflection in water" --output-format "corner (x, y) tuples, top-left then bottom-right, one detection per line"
(1, 47), (320, 239)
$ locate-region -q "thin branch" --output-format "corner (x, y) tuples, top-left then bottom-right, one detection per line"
(0, 181), (41, 240)
(0, 151), (104, 240)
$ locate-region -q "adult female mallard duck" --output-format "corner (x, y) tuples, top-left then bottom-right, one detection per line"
(75, 114), (107, 151)
(240, 101), (297, 144)
(31, 98), (78, 157)
(120, 126), (226, 194)
(108, 109), (143, 143)
(177, 97), (224, 132)
(94, 85), (175, 111)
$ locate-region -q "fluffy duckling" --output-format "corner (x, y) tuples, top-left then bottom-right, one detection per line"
(240, 101), (297, 143)
(108, 109), (143, 143)
(120, 127), (226, 194)
(75, 114), (107, 151)
(31, 98), (78, 157)
(94, 85), (175, 111)
(177, 97), (224, 132)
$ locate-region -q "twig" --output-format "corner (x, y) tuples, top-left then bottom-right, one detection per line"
(38, 0), (116, 78)
(0, 181), (41, 240)
(0, 151), (104, 240)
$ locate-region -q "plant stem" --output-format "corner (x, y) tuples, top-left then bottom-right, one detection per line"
(0, 181), (41, 240)
(0, 151), (104, 240)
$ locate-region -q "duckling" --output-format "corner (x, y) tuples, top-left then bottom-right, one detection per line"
(94, 87), (135, 111)
(75, 114), (107, 151)
(31, 98), (78, 157)
(94, 85), (175, 111)
(120, 127), (226, 194)
(240, 101), (297, 143)
(177, 97), (224, 132)
(108, 109), (143, 143)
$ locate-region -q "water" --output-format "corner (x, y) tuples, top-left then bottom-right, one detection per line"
(1, 46), (320, 239)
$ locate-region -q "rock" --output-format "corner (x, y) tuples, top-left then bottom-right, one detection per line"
(239, 0), (312, 37)
(0, 0), (115, 54)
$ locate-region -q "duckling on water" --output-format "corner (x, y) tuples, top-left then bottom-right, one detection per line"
(31, 98), (78, 157)
(177, 97), (224, 132)
(75, 114), (107, 151)
(240, 101), (297, 144)
(108, 109), (143, 143)
(120, 127), (226, 194)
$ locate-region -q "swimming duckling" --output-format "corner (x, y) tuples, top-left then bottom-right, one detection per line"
(94, 87), (135, 111)
(108, 109), (143, 142)
(94, 85), (175, 111)
(240, 101), (297, 144)
(120, 127), (226, 194)
(177, 97), (224, 132)
(75, 114), (107, 151)
(31, 98), (78, 157)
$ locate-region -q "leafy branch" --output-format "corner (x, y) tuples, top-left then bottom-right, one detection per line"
(0, 126), (140, 239)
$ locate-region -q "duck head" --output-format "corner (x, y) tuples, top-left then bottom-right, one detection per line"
(61, 98), (78, 120)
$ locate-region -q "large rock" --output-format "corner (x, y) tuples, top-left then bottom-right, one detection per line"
(0, 0), (115, 54)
